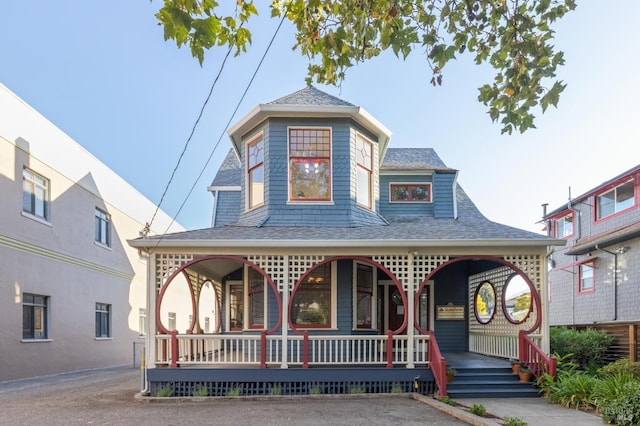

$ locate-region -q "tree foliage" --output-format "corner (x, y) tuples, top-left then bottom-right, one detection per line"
(155, 0), (576, 134)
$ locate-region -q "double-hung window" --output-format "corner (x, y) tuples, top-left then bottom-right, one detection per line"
(22, 168), (49, 220)
(23, 293), (48, 340)
(354, 262), (376, 329)
(291, 262), (334, 328)
(246, 134), (264, 209)
(95, 208), (111, 247)
(289, 128), (331, 201)
(248, 267), (266, 329)
(356, 134), (373, 209)
(554, 212), (574, 238)
(95, 303), (111, 338)
(596, 179), (635, 220)
(578, 262), (594, 293)
(227, 282), (244, 331)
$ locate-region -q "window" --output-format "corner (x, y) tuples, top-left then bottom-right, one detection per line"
(95, 208), (111, 247)
(356, 134), (373, 209)
(22, 168), (49, 220)
(289, 128), (331, 201)
(579, 262), (594, 293)
(596, 179), (635, 220)
(354, 262), (375, 329)
(227, 282), (244, 331)
(23, 293), (48, 339)
(554, 213), (574, 238)
(95, 303), (111, 338)
(291, 263), (333, 328)
(390, 183), (432, 203)
(138, 308), (147, 336)
(204, 317), (210, 333)
(248, 267), (265, 329)
(167, 312), (176, 330)
(246, 134), (264, 209)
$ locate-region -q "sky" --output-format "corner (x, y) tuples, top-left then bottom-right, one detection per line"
(2, 1), (639, 235)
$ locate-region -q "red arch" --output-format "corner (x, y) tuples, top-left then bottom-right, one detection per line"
(156, 255), (283, 335)
(413, 255), (542, 335)
(289, 255), (408, 335)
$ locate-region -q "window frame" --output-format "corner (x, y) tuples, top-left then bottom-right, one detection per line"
(287, 127), (333, 203)
(355, 133), (373, 210)
(22, 293), (49, 340)
(138, 308), (147, 337)
(353, 261), (377, 330)
(553, 211), (574, 238)
(389, 182), (432, 203)
(225, 280), (244, 332)
(94, 207), (112, 247)
(246, 266), (267, 330)
(290, 261), (337, 329)
(246, 132), (265, 210)
(578, 261), (595, 294)
(595, 178), (636, 221)
(95, 302), (111, 338)
(22, 167), (50, 221)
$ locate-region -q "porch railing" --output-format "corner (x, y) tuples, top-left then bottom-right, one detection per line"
(519, 330), (557, 378)
(155, 332), (433, 369)
(427, 330), (447, 397)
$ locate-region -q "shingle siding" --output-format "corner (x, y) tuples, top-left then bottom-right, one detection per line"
(379, 174), (434, 217)
(433, 173), (456, 219)
(213, 191), (241, 227)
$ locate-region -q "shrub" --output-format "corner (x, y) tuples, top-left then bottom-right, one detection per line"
(309, 386), (322, 395)
(270, 385), (282, 396)
(226, 387), (242, 396)
(542, 370), (598, 409)
(469, 403), (487, 417)
(192, 386), (208, 397)
(503, 417), (528, 426)
(439, 396), (457, 406)
(154, 386), (173, 397)
(349, 386), (365, 394)
(390, 384), (404, 393)
(598, 358), (640, 378)
(601, 381), (640, 426)
(592, 372), (636, 409)
(550, 326), (613, 371)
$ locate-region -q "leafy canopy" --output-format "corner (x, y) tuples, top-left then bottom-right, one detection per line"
(155, 0), (576, 134)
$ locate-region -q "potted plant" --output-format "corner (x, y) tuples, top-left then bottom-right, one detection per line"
(518, 366), (532, 382)
(510, 359), (522, 375)
(446, 367), (457, 383)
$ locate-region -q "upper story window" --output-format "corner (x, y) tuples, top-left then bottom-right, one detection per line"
(246, 134), (264, 209)
(95, 208), (111, 247)
(356, 134), (373, 209)
(23, 168), (50, 220)
(95, 302), (111, 338)
(23, 293), (49, 340)
(578, 262), (595, 293)
(289, 128), (331, 202)
(554, 212), (574, 238)
(596, 179), (635, 220)
(390, 183), (432, 203)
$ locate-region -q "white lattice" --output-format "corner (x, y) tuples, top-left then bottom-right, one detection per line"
(155, 253), (193, 291)
(247, 255), (287, 291)
(414, 255), (449, 291)
(288, 255), (325, 291)
(503, 255), (543, 292)
(373, 255), (410, 291)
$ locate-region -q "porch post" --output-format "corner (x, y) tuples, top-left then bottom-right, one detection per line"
(281, 255), (289, 368)
(407, 252), (415, 368)
(148, 253), (157, 369)
(540, 253), (551, 354)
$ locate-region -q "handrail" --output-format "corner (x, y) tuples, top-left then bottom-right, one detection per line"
(519, 330), (556, 378)
(427, 331), (447, 397)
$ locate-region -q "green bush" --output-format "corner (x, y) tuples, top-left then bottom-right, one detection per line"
(469, 403), (487, 417)
(550, 327), (613, 371)
(592, 372), (635, 409)
(541, 370), (598, 409)
(601, 381), (640, 426)
(598, 358), (640, 378)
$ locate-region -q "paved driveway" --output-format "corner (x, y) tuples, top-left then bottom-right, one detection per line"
(0, 367), (469, 425)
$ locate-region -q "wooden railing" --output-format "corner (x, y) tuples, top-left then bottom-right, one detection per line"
(427, 331), (447, 397)
(519, 330), (557, 378)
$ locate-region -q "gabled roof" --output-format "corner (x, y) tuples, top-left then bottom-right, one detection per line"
(209, 149), (241, 189)
(381, 148), (457, 173)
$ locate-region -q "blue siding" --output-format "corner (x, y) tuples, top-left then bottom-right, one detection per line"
(433, 172), (456, 218)
(379, 174), (434, 217)
(433, 263), (469, 352)
(214, 191), (241, 227)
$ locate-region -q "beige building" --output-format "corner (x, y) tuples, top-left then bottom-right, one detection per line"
(0, 84), (184, 381)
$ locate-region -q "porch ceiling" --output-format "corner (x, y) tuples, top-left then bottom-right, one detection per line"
(189, 257), (241, 281)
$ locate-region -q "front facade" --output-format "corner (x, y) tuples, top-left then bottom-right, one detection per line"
(131, 87), (563, 396)
(543, 165), (640, 360)
(0, 84), (183, 381)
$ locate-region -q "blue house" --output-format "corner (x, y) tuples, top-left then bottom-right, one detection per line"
(130, 86), (564, 397)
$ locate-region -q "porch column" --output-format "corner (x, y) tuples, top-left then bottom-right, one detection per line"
(407, 252), (415, 368)
(281, 255), (289, 368)
(540, 254), (550, 353)
(147, 253), (157, 369)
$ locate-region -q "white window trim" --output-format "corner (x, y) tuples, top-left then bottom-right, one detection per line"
(245, 264), (267, 330)
(355, 133), (374, 211)
(389, 182), (433, 203)
(287, 126), (333, 203)
(22, 167), (50, 220)
(352, 261), (377, 330)
(245, 131), (265, 212)
(291, 261), (338, 330)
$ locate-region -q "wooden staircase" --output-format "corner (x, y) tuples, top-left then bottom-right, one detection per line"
(446, 366), (540, 398)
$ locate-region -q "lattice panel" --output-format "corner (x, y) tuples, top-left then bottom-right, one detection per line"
(414, 255), (449, 291)
(373, 255), (410, 291)
(502, 255), (543, 292)
(247, 255), (287, 292)
(288, 255), (325, 291)
(155, 254), (193, 291)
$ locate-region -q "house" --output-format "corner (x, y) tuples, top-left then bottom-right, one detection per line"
(0, 84), (184, 381)
(129, 86), (564, 397)
(543, 165), (640, 361)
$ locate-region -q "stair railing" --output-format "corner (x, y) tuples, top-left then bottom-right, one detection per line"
(519, 330), (556, 378)
(427, 331), (447, 397)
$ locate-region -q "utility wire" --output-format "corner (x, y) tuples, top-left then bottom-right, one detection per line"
(150, 9), (290, 248)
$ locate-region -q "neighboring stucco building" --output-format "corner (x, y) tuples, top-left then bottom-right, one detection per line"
(543, 165), (640, 360)
(0, 84), (184, 381)
(130, 86), (563, 397)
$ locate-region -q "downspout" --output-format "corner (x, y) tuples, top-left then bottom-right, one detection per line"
(595, 244), (618, 321)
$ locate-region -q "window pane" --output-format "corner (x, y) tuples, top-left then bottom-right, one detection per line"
(249, 165), (264, 207)
(356, 264), (373, 329)
(597, 190), (616, 219)
(580, 264), (594, 291)
(291, 264), (331, 327)
(248, 268), (264, 328)
(289, 158), (330, 200)
(356, 166), (371, 208)
(229, 284), (244, 330)
(617, 180), (635, 211)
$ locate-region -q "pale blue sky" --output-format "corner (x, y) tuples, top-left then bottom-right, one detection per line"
(2, 2), (639, 234)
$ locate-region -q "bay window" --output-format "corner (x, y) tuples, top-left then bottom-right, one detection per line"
(247, 134), (264, 209)
(289, 128), (331, 201)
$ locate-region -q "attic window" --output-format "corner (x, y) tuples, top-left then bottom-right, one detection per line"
(289, 128), (331, 202)
(390, 183), (432, 203)
(554, 212), (574, 238)
(595, 178), (635, 220)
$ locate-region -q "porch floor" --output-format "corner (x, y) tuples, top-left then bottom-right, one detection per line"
(443, 352), (511, 369)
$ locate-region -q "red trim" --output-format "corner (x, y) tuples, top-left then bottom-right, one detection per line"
(592, 176), (638, 224)
(473, 280), (497, 324)
(577, 260), (595, 294)
(551, 211), (575, 239)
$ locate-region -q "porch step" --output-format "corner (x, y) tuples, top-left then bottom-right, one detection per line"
(446, 367), (540, 399)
